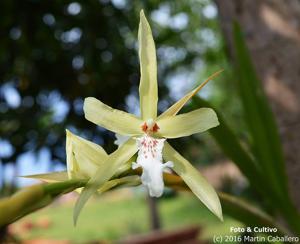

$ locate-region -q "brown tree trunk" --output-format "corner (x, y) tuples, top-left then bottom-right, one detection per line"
(215, 0), (300, 210)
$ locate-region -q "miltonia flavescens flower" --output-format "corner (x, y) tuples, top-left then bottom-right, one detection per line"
(26, 10), (223, 224)
(75, 10), (223, 223)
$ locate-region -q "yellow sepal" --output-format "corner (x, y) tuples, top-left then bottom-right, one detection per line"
(138, 10), (158, 120)
(163, 142), (223, 221)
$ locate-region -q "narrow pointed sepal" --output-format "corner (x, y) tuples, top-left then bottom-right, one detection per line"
(163, 142), (223, 221)
(158, 70), (223, 119)
(21, 171), (69, 183)
(138, 10), (158, 120)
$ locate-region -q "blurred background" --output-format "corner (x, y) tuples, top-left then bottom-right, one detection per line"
(1, 0), (300, 243)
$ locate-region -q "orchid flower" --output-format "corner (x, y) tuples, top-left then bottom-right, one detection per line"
(26, 10), (223, 224)
(73, 10), (223, 223)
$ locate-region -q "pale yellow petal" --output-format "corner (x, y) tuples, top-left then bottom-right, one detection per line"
(157, 108), (219, 138)
(138, 10), (158, 120)
(158, 70), (223, 119)
(73, 139), (138, 225)
(21, 171), (68, 183)
(68, 130), (107, 160)
(66, 130), (108, 179)
(163, 142), (223, 221)
(84, 97), (143, 136)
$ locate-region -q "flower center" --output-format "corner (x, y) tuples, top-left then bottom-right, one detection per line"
(141, 119), (159, 134)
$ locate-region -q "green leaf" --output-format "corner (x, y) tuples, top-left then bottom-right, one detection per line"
(163, 142), (223, 221)
(73, 139), (137, 225)
(233, 23), (300, 235)
(138, 10), (158, 120)
(233, 22), (288, 200)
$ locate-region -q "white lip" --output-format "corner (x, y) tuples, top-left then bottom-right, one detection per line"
(132, 135), (173, 197)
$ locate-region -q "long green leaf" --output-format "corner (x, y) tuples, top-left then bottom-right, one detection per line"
(233, 22), (288, 200)
(192, 96), (300, 235)
(233, 23), (300, 234)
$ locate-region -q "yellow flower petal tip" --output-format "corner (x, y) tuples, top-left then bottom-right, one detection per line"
(159, 69), (224, 118)
(140, 9), (145, 17)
